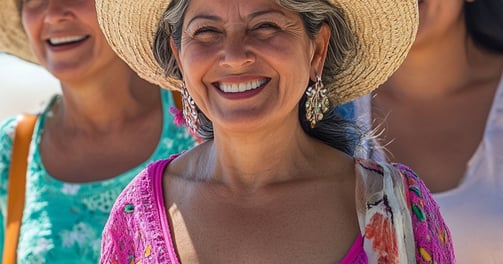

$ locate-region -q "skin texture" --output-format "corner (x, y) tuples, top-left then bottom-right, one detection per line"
(174, 0), (317, 135)
(22, 0), (118, 84)
(164, 0), (359, 263)
(371, 0), (503, 192)
(21, 0), (163, 182)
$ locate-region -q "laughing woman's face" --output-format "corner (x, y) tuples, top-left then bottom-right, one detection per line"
(171, 0), (330, 133)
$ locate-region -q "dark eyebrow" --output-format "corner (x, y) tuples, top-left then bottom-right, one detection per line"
(186, 9), (286, 27)
(186, 15), (222, 28)
(247, 9), (286, 19)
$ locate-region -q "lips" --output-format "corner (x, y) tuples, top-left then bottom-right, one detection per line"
(216, 78), (269, 93)
(47, 35), (89, 46)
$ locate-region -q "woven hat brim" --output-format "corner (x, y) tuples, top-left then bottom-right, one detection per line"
(97, 0), (418, 99)
(327, 0), (418, 105)
(97, 0), (180, 91)
(0, 0), (38, 63)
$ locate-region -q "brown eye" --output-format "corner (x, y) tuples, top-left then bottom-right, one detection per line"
(250, 22), (281, 40)
(254, 22), (280, 31)
(194, 27), (220, 36)
(191, 26), (222, 43)
(185, 19), (224, 44)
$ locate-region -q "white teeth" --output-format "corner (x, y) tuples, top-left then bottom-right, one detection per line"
(49, 36), (87, 45)
(219, 79), (266, 93)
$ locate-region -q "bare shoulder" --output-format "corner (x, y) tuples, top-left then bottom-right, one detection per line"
(164, 141), (210, 181)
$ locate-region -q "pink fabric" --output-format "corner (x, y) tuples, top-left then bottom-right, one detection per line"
(395, 164), (456, 263)
(100, 156), (180, 264)
(338, 235), (367, 264)
(100, 157), (454, 263)
(153, 158), (181, 263)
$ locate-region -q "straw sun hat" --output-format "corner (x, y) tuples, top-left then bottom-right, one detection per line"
(0, 0), (37, 63)
(96, 0), (418, 105)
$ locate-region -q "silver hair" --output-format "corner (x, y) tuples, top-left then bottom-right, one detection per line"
(153, 0), (364, 155)
(154, 0), (356, 88)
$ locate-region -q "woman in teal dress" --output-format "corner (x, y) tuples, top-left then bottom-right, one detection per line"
(0, 0), (196, 262)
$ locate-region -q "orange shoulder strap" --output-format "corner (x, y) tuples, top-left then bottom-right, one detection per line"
(3, 114), (37, 264)
(172, 90), (183, 110)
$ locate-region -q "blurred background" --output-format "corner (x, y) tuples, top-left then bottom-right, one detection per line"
(0, 53), (60, 120)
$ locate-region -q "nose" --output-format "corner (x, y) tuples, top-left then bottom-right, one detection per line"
(43, 0), (72, 24)
(219, 34), (255, 68)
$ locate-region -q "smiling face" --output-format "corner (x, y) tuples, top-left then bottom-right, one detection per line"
(21, 0), (122, 82)
(171, 0), (329, 134)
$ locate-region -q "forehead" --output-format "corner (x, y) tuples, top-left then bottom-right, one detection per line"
(186, 0), (279, 10)
(183, 0), (293, 22)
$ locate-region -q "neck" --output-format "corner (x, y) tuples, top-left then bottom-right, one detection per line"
(198, 115), (334, 192)
(382, 36), (472, 99)
(379, 29), (503, 101)
(52, 66), (160, 134)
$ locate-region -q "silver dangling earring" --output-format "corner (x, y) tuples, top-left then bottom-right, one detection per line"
(181, 83), (199, 134)
(305, 75), (329, 128)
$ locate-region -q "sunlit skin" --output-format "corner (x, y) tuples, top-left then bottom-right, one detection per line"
(21, 0), (123, 85)
(372, 0), (503, 192)
(171, 0), (324, 136)
(165, 0), (359, 263)
(169, 0), (338, 186)
(19, 0), (163, 182)
(414, 0), (469, 49)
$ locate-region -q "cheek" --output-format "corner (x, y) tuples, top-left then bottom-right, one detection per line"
(178, 45), (218, 88)
(183, 48), (217, 70)
(178, 53), (209, 107)
(21, 11), (37, 41)
(265, 36), (314, 69)
(284, 71), (310, 102)
(273, 46), (313, 89)
(21, 11), (44, 59)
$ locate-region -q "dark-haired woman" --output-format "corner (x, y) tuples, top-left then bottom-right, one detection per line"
(345, 0), (503, 262)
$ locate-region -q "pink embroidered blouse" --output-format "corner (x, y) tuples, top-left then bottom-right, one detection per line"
(100, 156), (455, 263)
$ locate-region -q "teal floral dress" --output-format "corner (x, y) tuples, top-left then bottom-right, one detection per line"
(0, 89), (196, 263)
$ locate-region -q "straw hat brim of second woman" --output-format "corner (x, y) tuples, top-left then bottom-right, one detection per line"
(0, 0), (37, 63)
(96, 0), (418, 105)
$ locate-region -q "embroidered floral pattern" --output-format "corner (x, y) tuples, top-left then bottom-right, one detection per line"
(102, 158), (455, 264)
(396, 164), (455, 264)
(364, 213), (399, 263)
(101, 159), (176, 264)
(354, 159), (455, 264)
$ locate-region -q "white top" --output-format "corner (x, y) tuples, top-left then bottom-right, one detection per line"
(351, 72), (503, 263)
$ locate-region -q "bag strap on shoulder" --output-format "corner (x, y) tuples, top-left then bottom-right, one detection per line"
(172, 90), (183, 110)
(3, 114), (38, 264)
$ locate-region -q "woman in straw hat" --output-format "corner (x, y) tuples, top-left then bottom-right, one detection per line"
(97, 0), (455, 263)
(0, 0), (196, 262)
(340, 0), (503, 262)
